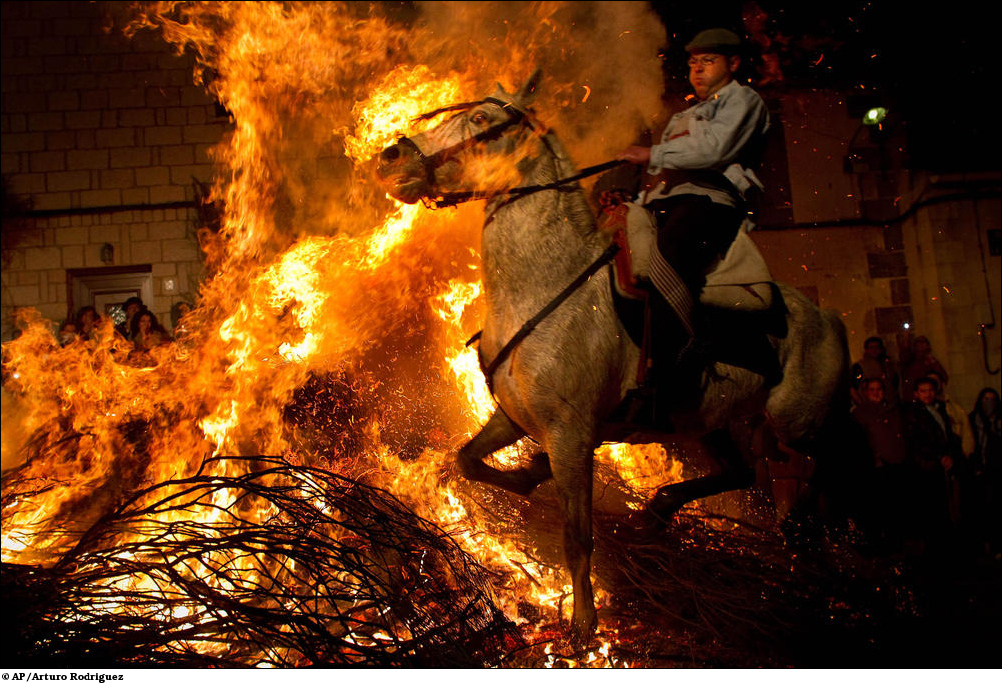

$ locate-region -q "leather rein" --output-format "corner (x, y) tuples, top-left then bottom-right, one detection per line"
(401, 96), (626, 395)
(397, 97), (627, 209)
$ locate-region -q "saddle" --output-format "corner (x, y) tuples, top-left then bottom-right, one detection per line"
(605, 202), (775, 309)
(600, 203), (787, 390)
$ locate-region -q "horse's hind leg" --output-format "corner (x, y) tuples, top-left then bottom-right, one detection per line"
(648, 428), (755, 521)
(456, 409), (552, 496)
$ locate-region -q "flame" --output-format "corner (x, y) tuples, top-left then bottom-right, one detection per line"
(2, 1), (674, 667)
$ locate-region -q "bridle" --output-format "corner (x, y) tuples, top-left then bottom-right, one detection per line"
(395, 97), (628, 395)
(395, 97), (625, 209)
(393, 97), (535, 208)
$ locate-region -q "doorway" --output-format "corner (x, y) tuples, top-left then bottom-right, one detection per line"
(66, 265), (153, 328)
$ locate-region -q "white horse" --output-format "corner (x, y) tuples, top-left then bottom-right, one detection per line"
(376, 71), (850, 638)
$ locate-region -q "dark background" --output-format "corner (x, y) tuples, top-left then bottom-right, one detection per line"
(649, 0), (1002, 173)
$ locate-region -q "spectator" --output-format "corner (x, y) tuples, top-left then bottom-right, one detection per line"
(115, 296), (144, 340)
(925, 371), (974, 457)
(850, 336), (900, 406)
(170, 300), (194, 337)
(852, 378), (908, 467)
(904, 376), (962, 554)
(74, 306), (101, 342)
(968, 388), (1001, 557)
(127, 309), (171, 367)
(851, 378), (910, 551)
(899, 335), (948, 403)
(57, 319), (78, 347)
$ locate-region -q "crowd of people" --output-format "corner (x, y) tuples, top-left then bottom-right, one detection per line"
(56, 296), (193, 368)
(849, 334), (1001, 560)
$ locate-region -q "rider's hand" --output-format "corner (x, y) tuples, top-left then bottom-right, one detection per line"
(616, 146), (651, 165)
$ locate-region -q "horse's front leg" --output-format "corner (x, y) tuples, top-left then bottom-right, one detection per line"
(547, 427), (597, 639)
(456, 409), (552, 496)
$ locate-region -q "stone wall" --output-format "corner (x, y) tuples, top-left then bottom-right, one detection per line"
(1, 1), (228, 338)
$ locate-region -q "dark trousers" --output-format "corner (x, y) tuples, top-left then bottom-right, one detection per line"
(646, 194), (743, 355)
(648, 194), (744, 296)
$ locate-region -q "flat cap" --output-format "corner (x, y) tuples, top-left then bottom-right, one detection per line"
(685, 28), (742, 54)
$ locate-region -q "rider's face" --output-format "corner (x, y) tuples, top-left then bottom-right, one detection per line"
(688, 52), (738, 99)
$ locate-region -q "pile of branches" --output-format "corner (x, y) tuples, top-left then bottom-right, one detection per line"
(3, 456), (523, 667)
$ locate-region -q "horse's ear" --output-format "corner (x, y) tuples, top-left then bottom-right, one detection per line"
(514, 69), (542, 106)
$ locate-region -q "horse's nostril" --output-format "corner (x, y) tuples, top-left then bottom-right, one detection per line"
(380, 145), (400, 162)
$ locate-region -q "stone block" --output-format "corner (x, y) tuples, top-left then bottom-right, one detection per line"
(45, 130), (76, 150)
(171, 163), (213, 185)
(30, 150), (65, 172)
(47, 170), (90, 192)
(7, 114), (28, 134)
(64, 111), (101, 130)
(5, 92), (46, 114)
(100, 169), (135, 189)
(66, 149), (109, 170)
(162, 238), (198, 262)
(75, 129), (96, 149)
(79, 188), (122, 208)
(144, 126), (182, 146)
(110, 147), (152, 169)
(146, 86), (181, 107)
(118, 108), (155, 127)
(121, 187), (150, 205)
(152, 262), (177, 277)
(166, 108), (188, 126)
(28, 112), (64, 132)
(183, 123), (228, 144)
(8, 173), (45, 196)
(3, 132), (46, 152)
(38, 303), (66, 324)
(2, 151), (22, 175)
(47, 90), (79, 111)
(54, 226), (88, 245)
(89, 225), (120, 243)
(108, 88), (146, 109)
(150, 220), (188, 240)
(95, 128), (136, 148)
(129, 241), (162, 264)
(129, 224), (148, 241)
(149, 185), (186, 204)
(159, 145), (194, 166)
(24, 246), (61, 271)
(135, 166), (170, 187)
(7, 285), (41, 307)
(122, 52), (158, 72)
(15, 271), (41, 286)
(32, 192), (72, 211)
(61, 244), (84, 268)
(79, 89), (108, 110)
(179, 87), (214, 107)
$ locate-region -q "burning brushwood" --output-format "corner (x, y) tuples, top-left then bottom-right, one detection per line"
(4, 456), (521, 667)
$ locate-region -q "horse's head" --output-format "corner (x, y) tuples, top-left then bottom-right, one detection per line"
(375, 70), (543, 205)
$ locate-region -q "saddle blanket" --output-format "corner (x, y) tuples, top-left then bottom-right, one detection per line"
(602, 202), (775, 310)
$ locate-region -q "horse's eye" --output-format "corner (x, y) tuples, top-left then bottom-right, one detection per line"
(471, 112), (487, 125)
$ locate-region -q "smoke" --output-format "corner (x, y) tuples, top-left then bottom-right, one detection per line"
(410, 1), (668, 164)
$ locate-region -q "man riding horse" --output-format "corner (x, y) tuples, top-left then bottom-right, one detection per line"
(616, 28), (770, 426)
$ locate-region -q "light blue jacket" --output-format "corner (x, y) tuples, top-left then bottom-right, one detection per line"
(644, 79), (770, 206)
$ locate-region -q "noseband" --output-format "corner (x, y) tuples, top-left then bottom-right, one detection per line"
(394, 97), (534, 207)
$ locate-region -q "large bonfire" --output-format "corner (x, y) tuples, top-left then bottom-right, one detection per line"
(0, 1), (711, 667)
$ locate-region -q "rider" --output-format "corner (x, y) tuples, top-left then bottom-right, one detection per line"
(617, 28), (770, 417)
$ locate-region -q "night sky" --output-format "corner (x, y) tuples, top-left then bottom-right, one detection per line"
(649, 0), (1002, 173)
